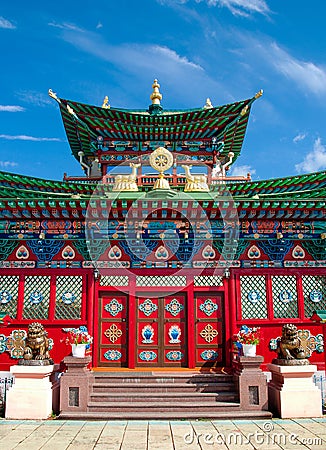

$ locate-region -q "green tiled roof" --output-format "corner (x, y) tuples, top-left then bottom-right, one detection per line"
(56, 95), (258, 164)
(226, 170), (326, 199)
(0, 170), (96, 199)
(0, 169), (326, 204)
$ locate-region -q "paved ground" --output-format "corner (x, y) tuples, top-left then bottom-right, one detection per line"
(0, 418), (326, 450)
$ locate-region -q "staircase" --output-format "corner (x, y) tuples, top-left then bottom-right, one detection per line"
(60, 371), (272, 419)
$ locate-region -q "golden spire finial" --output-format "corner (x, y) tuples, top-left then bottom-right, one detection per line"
(203, 98), (213, 109)
(255, 89), (263, 99)
(102, 95), (110, 109)
(150, 79), (162, 105)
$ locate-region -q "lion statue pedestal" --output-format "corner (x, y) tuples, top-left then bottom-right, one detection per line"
(5, 322), (55, 419)
(267, 324), (322, 418)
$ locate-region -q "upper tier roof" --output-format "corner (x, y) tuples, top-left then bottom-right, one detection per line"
(50, 87), (261, 165)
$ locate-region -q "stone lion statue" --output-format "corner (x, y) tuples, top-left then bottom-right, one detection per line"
(275, 324), (308, 365)
(23, 322), (51, 361)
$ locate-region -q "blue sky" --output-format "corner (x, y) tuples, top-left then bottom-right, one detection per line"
(1, 0), (326, 182)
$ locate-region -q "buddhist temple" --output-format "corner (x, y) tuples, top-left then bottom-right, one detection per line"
(0, 79), (325, 374)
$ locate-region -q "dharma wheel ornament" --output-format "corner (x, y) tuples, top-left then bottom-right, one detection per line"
(149, 147), (173, 190)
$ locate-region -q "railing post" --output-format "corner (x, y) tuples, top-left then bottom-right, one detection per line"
(60, 356), (93, 415)
(232, 355), (268, 411)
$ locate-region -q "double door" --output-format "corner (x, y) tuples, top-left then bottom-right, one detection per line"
(136, 294), (187, 367)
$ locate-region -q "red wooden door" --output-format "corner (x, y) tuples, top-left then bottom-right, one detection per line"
(194, 293), (224, 367)
(136, 294), (187, 367)
(98, 293), (128, 367)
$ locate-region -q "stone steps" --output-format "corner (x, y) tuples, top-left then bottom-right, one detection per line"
(60, 409), (272, 420)
(93, 373), (232, 384)
(87, 400), (241, 413)
(83, 371), (245, 418)
(89, 391), (238, 403)
(59, 369), (272, 420)
(92, 381), (235, 393)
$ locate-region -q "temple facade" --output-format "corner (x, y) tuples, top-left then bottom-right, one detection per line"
(0, 80), (325, 371)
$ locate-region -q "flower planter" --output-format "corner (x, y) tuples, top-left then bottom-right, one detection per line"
(71, 344), (87, 358)
(242, 344), (257, 357)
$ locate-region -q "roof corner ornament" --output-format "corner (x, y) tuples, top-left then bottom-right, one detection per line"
(255, 89), (263, 99)
(67, 104), (75, 115)
(102, 95), (110, 109)
(48, 89), (61, 103)
(149, 79), (163, 115)
(203, 98), (213, 109)
(240, 105), (248, 116)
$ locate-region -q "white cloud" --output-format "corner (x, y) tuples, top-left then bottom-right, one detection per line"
(293, 133), (307, 144)
(16, 91), (52, 107)
(206, 0), (270, 16)
(48, 21), (84, 32)
(59, 32), (204, 77)
(151, 45), (203, 71)
(0, 134), (61, 142)
(230, 164), (256, 177)
(158, 0), (270, 16)
(235, 32), (326, 96)
(0, 161), (18, 168)
(0, 105), (25, 112)
(0, 16), (16, 29)
(270, 43), (326, 96)
(62, 30), (204, 73)
(96, 22), (103, 29)
(295, 138), (326, 173)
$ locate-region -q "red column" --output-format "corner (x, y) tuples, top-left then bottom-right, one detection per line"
(227, 271), (237, 367)
(128, 277), (136, 369)
(187, 280), (195, 368)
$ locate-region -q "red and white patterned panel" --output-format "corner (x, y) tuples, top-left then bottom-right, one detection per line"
(99, 295), (128, 366)
(195, 294), (224, 366)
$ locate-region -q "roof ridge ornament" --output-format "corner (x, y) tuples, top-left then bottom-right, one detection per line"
(149, 79), (163, 115)
(102, 95), (110, 109)
(255, 89), (263, 99)
(203, 98), (213, 109)
(150, 79), (162, 105)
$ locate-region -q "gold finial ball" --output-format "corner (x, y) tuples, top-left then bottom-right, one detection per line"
(150, 78), (163, 105)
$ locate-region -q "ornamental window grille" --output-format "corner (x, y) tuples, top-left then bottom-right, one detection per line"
(302, 275), (326, 318)
(55, 276), (83, 320)
(23, 276), (51, 320)
(100, 276), (129, 286)
(136, 275), (186, 287)
(0, 276), (19, 318)
(240, 275), (267, 319)
(272, 275), (298, 318)
(194, 276), (223, 287)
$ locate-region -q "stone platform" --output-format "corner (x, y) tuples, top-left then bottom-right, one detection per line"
(268, 363), (323, 418)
